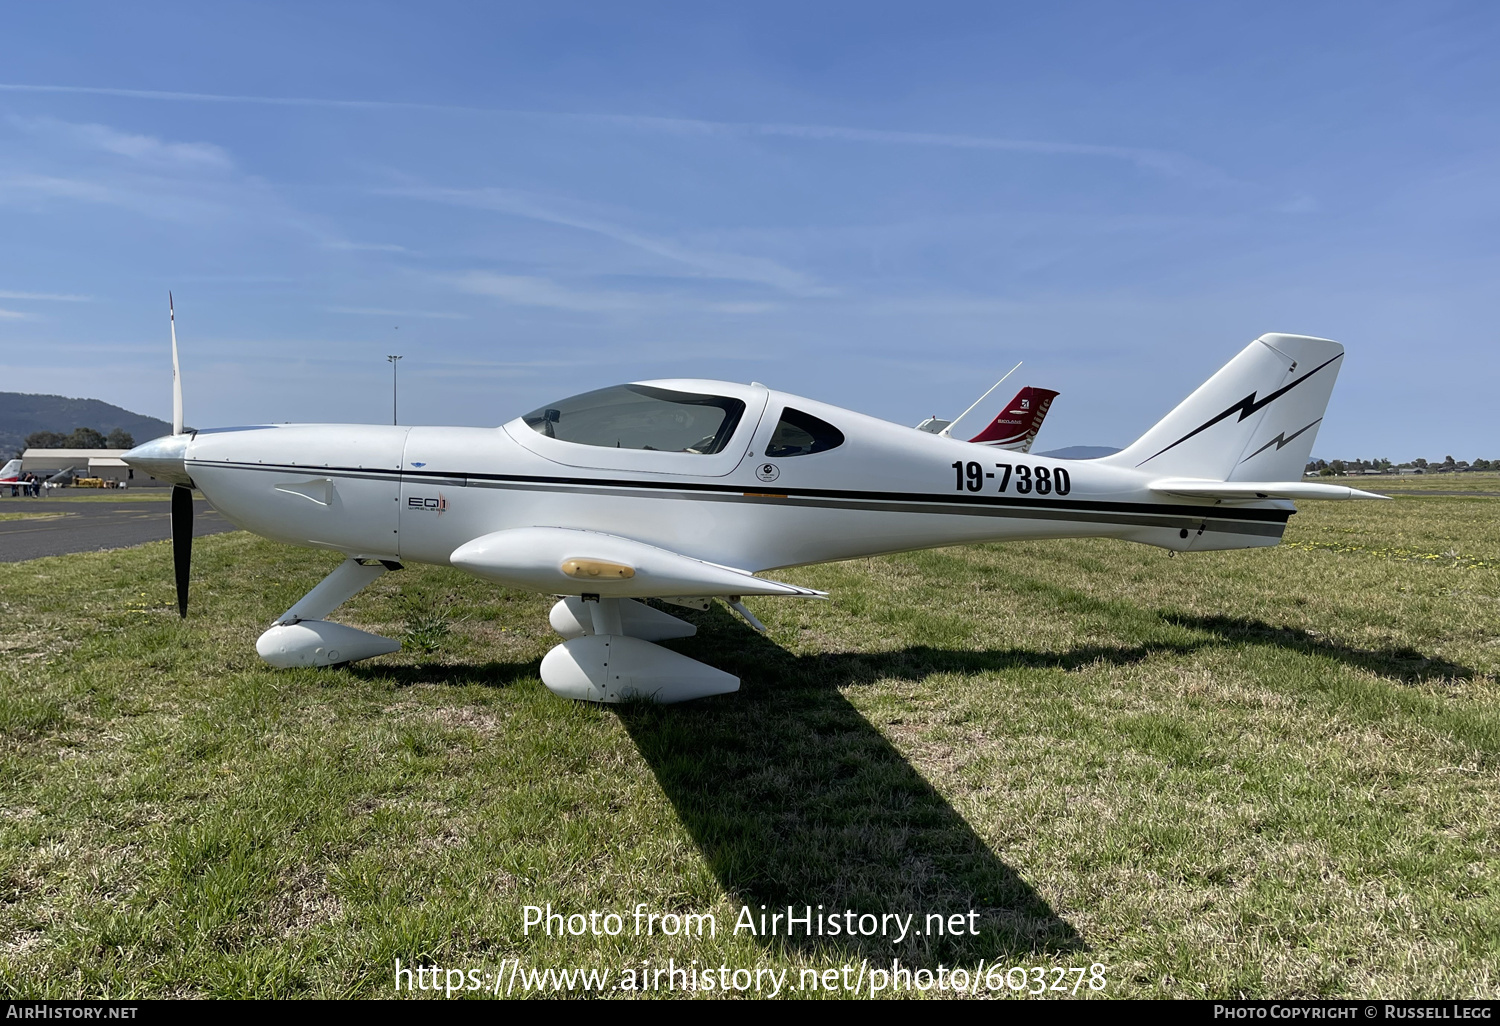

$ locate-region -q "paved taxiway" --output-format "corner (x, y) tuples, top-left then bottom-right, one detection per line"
(0, 498), (233, 562)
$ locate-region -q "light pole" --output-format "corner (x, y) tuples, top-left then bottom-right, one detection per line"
(387, 354), (402, 425)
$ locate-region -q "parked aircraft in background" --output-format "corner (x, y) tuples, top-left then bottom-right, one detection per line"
(126, 303), (1384, 704)
(2, 460), (78, 493)
(914, 386), (1059, 453)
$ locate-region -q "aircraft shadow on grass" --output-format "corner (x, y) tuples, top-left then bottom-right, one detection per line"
(613, 605), (1476, 966)
(614, 614), (1085, 967)
(1160, 612), (1477, 684)
(356, 615), (1085, 966)
(355, 602), (1473, 965)
(364, 602), (1474, 692)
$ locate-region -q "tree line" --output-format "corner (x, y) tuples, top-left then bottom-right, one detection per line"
(1306, 456), (1495, 475)
(24, 427), (136, 451)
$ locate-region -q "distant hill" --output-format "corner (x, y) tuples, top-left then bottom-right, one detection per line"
(0, 393), (170, 457)
(1036, 445), (1121, 460)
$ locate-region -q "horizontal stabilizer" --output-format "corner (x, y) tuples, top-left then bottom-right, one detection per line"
(450, 527), (827, 598)
(1149, 479), (1389, 501)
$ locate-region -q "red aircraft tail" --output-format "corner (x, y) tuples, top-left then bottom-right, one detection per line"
(967, 387), (1059, 452)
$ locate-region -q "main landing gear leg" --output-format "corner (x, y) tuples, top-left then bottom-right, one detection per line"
(255, 557), (404, 668)
(540, 595), (738, 704)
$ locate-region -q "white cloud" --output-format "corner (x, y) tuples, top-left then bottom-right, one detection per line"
(453, 272), (645, 313)
(1275, 194), (1320, 214)
(0, 172), (236, 223)
(706, 301), (777, 314)
(9, 116), (233, 171)
(0, 118), (249, 223)
(0, 83), (1228, 184)
(323, 240), (410, 253)
(452, 271), (781, 317)
(603, 115), (1236, 186)
(0, 307), (35, 320)
(325, 306), (467, 320)
(386, 185), (828, 296)
(0, 290), (90, 301)
(0, 174), (122, 204)
(0, 81), (473, 114)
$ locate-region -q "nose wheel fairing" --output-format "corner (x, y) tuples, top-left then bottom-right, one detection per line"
(257, 618), (400, 668)
(255, 557), (402, 669)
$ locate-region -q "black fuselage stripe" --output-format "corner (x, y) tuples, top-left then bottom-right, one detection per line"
(694, 490), (1282, 535)
(188, 459), (1292, 528)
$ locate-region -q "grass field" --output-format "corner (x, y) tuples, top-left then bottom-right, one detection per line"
(0, 492), (1495, 999)
(1361, 473), (1500, 495)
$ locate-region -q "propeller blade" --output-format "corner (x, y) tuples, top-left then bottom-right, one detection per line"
(170, 292), (183, 436)
(172, 484), (192, 618)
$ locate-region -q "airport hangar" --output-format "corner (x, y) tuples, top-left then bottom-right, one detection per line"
(19, 448), (172, 488)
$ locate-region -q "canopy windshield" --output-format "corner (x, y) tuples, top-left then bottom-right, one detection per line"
(523, 384), (746, 454)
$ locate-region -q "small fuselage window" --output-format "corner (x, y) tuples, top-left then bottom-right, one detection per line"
(524, 384), (746, 454)
(765, 408), (845, 458)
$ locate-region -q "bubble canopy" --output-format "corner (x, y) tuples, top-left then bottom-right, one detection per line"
(522, 384), (747, 455)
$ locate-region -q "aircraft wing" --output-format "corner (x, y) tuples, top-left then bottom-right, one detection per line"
(449, 527), (827, 599)
(1148, 479), (1389, 501)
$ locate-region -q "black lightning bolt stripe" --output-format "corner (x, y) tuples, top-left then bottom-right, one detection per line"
(1138, 352), (1343, 466)
(1240, 418), (1322, 463)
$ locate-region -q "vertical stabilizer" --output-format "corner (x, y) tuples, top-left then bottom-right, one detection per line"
(967, 387), (1059, 452)
(1098, 334), (1343, 482)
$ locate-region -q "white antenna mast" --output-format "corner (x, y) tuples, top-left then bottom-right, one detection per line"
(939, 360), (1022, 438)
(170, 292), (184, 435)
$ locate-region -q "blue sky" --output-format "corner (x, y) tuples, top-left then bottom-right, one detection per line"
(0, 2), (1495, 460)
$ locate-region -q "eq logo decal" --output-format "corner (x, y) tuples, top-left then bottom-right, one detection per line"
(755, 463), (780, 482)
(407, 493), (448, 514)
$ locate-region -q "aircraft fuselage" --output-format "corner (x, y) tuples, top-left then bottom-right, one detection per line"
(170, 381), (1288, 577)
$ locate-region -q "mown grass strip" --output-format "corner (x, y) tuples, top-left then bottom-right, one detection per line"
(0, 496), (1494, 998)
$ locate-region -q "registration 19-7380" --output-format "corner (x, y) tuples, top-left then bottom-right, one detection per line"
(952, 460), (1072, 496)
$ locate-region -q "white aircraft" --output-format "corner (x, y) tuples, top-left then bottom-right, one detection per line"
(2, 459), (51, 495)
(125, 310), (1384, 704)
